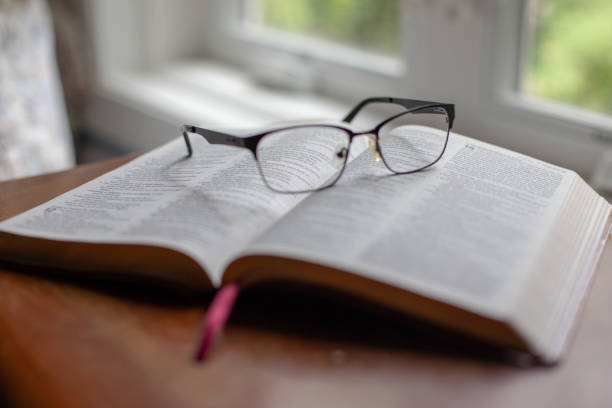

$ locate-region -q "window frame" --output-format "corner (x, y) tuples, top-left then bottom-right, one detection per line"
(492, 0), (612, 144)
(83, 0), (612, 176)
(200, 0), (406, 101)
(195, 0), (612, 144)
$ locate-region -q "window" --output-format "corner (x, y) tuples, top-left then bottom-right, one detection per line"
(521, 0), (612, 117)
(84, 0), (612, 178)
(242, 0), (401, 57)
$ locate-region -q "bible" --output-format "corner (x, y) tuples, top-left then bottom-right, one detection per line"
(0, 127), (610, 363)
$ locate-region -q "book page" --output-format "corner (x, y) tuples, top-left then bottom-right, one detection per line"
(0, 137), (311, 285)
(244, 129), (574, 317)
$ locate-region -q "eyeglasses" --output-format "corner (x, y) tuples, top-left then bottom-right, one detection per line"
(181, 97), (455, 193)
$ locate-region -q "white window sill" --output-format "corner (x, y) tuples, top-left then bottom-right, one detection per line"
(84, 60), (352, 152)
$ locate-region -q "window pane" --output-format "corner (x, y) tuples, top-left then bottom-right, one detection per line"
(522, 0), (612, 116)
(245, 0), (400, 56)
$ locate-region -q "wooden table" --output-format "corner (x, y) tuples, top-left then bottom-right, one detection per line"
(0, 157), (611, 408)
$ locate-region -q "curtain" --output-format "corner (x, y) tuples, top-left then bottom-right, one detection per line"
(0, 0), (74, 180)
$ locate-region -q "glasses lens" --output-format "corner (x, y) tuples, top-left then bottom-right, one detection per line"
(378, 108), (450, 173)
(256, 126), (350, 193)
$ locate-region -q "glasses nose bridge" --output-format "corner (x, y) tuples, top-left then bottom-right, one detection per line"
(351, 131), (382, 162)
(352, 129), (377, 141)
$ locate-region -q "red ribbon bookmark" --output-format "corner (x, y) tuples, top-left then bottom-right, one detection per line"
(194, 283), (240, 362)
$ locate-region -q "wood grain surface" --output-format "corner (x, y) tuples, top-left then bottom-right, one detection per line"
(0, 157), (610, 408)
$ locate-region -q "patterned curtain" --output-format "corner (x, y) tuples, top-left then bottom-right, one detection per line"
(0, 0), (74, 180)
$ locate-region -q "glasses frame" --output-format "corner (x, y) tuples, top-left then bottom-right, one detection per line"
(181, 96), (455, 193)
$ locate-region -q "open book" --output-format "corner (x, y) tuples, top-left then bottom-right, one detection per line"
(0, 127), (610, 363)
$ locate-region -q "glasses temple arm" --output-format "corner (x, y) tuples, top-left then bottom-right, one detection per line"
(342, 97), (455, 128)
(412, 106), (455, 129)
(181, 125), (248, 157)
(342, 97), (392, 123)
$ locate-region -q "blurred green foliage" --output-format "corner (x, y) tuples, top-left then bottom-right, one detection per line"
(257, 0), (611, 116)
(525, 0), (612, 115)
(259, 0), (400, 55)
